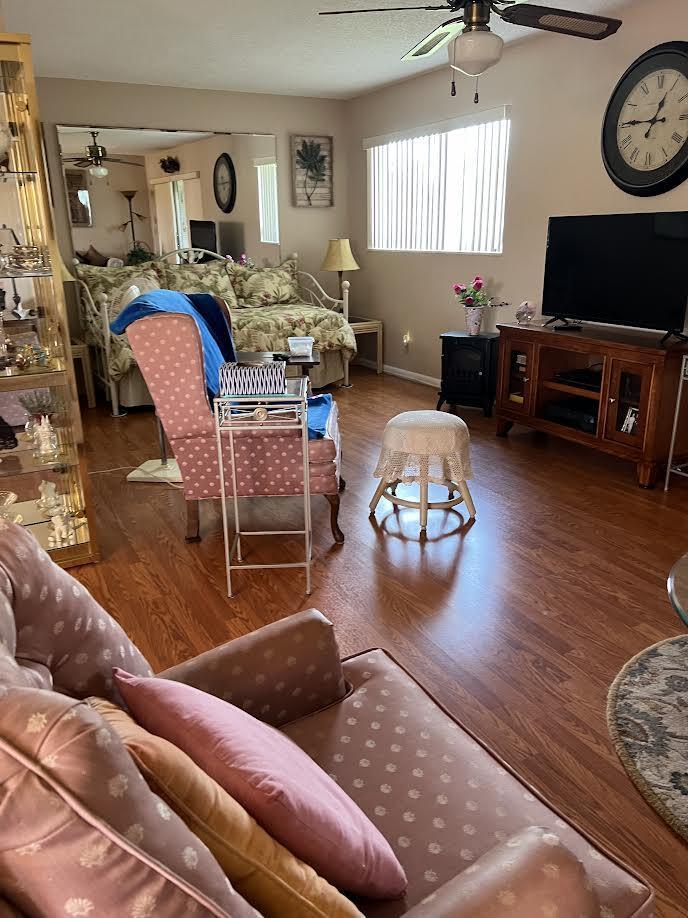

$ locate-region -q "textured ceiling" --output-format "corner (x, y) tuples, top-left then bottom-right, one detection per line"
(57, 127), (216, 157)
(5, 0), (634, 99)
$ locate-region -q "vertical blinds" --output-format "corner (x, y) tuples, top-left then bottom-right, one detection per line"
(366, 108), (511, 254)
(256, 162), (280, 245)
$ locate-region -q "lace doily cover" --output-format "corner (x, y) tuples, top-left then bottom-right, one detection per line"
(374, 410), (473, 485)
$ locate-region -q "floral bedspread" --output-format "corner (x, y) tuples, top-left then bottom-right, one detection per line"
(108, 303), (357, 383)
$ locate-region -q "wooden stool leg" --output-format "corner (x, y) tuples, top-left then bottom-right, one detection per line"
(458, 480), (476, 519)
(420, 479), (429, 532)
(369, 478), (388, 513)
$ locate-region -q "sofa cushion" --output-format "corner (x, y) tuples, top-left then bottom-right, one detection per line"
(281, 649), (654, 918)
(90, 697), (363, 918)
(75, 263), (164, 304)
(0, 522), (153, 702)
(403, 826), (598, 917)
(114, 668), (408, 899)
(0, 687), (257, 918)
(227, 258), (299, 307)
(160, 260), (239, 308)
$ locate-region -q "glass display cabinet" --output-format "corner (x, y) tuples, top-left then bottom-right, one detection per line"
(0, 33), (96, 567)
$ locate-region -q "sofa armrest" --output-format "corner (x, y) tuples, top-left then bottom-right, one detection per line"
(404, 826), (599, 918)
(158, 609), (348, 727)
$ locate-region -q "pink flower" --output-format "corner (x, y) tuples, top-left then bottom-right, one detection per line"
(473, 279), (483, 292)
(465, 296), (474, 306)
(452, 284), (462, 293)
(474, 275), (483, 284)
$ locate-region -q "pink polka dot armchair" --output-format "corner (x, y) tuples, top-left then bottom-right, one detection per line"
(126, 309), (345, 543)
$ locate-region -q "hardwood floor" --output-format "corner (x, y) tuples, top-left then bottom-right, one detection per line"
(77, 367), (688, 917)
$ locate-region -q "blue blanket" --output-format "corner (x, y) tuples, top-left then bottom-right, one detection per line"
(110, 290), (235, 397)
(307, 394), (333, 440)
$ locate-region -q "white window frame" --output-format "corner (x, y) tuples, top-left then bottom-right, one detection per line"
(365, 106), (511, 256)
(255, 157), (280, 245)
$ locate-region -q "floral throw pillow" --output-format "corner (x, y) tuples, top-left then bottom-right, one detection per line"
(161, 260), (239, 308)
(228, 257), (300, 308)
(75, 264), (165, 305)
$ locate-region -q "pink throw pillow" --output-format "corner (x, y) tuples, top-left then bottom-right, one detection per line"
(114, 668), (407, 899)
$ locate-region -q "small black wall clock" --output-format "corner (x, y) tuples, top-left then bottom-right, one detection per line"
(213, 152), (237, 213)
(602, 42), (688, 197)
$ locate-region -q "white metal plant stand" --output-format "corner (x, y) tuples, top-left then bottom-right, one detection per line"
(214, 378), (312, 597)
(664, 354), (688, 491)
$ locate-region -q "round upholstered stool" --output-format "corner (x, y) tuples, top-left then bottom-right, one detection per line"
(369, 410), (476, 532)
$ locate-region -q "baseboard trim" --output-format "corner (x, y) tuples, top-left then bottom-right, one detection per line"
(355, 358), (440, 389)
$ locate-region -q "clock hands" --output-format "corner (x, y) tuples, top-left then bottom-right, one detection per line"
(621, 91), (672, 137)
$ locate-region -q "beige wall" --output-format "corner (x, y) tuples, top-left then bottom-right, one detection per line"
(37, 78), (348, 298)
(346, 0), (688, 381)
(66, 158), (153, 259)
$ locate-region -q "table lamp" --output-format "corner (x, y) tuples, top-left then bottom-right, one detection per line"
(321, 238), (359, 295)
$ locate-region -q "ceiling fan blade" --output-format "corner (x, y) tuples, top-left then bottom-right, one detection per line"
(320, 5), (451, 14)
(104, 157), (146, 167)
(401, 15), (463, 60)
(497, 3), (621, 39)
(62, 158), (91, 167)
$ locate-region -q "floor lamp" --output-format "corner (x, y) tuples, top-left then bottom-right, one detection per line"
(321, 239), (360, 387)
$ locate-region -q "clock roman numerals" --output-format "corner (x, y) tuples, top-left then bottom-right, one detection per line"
(606, 56), (688, 192)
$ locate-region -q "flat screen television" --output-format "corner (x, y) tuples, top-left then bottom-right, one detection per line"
(542, 212), (688, 334)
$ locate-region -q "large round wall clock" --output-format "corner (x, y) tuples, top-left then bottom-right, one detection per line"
(602, 42), (688, 197)
(213, 152), (237, 213)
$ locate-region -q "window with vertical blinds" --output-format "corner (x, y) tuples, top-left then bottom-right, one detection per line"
(256, 161), (280, 244)
(365, 107), (511, 254)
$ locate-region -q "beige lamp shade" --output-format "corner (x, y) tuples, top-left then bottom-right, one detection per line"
(321, 238), (360, 273)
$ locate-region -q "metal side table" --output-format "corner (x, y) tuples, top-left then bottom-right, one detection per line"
(214, 377), (312, 597)
(665, 354), (688, 491)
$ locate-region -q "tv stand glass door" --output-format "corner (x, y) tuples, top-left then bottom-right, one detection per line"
(604, 360), (653, 449)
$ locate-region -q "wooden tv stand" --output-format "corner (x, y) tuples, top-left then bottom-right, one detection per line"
(495, 323), (688, 488)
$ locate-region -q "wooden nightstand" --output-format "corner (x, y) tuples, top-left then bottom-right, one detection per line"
(348, 316), (383, 386)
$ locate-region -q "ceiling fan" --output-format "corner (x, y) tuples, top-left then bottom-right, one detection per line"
(62, 130), (145, 178)
(320, 1), (622, 97)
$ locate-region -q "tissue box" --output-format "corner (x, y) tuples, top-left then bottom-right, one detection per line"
(287, 336), (314, 359)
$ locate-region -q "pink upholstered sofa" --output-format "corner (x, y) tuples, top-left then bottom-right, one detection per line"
(0, 522), (654, 917)
(126, 311), (344, 543)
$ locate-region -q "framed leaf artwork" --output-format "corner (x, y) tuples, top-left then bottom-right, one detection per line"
(291, 134), (333, 207)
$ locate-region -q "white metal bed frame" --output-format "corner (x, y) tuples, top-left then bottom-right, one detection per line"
(75, 249), (351, 417)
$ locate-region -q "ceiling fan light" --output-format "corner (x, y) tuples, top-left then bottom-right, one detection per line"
(89, 164), (109, 178)
(449, 30), (504, 76)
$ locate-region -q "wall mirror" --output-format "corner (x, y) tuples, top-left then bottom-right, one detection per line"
(55, 126), (280, 267)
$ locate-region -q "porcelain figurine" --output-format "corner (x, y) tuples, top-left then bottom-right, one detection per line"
(47, 509), (75, 548)
(36, 480), (61, 515)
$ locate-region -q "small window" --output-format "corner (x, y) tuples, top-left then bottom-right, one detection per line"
(256, 161), (280, 245)
(366, 107), (511, 255)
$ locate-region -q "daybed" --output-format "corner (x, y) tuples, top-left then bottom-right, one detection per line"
(74, 250), (357, 415)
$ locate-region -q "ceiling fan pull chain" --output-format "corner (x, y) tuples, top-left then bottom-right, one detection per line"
(474, 75), (480, 104)
(451, 75), (457, 97)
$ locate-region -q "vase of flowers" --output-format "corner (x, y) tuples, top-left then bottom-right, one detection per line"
(453, 276), (490, 336)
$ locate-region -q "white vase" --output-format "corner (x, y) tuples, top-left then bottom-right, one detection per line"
(465, 306), (484, 336)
